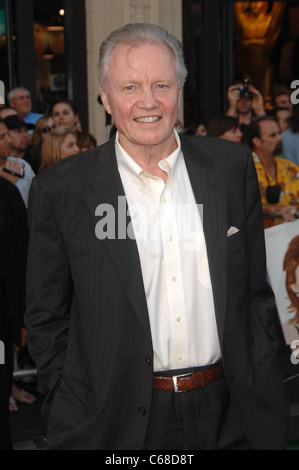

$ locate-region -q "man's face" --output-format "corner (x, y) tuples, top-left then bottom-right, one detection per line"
(276, 108), (292, 133)
(0, 122), (12, 157)
(237, 97), (252, 115)
(275, 94), (293, 111)
(257, 120), (283, 156)
(9, 126), (29, 152)
(100, 42), (181, 157)
(10, 89), (32, 115)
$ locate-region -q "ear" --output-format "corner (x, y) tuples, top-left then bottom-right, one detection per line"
(99, 86), (112, 115)
(252, 136), (261, 148)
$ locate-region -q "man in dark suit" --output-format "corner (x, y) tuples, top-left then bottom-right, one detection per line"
(0, 175), (29, 449)
(25, 23), (289, 450)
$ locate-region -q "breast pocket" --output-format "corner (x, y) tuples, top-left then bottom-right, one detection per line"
(227, 228), (246, 250)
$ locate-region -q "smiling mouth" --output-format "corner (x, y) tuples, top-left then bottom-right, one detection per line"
(134, 116), (160, 123)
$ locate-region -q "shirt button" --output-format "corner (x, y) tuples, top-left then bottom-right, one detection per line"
(168, 236), (173, 242)
(172, 276), (176, 282)
(162, 197), (166, 203)
(177, 355), (183, 362)
(139, 407), (146, 416)
(137, 186), (143, 192)
(176, 316), (182, 323)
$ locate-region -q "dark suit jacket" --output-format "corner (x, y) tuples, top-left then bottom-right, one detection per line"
(25, 135), (289, 450)
(0, 177), (28, 450)
(0, 177), (28, 347)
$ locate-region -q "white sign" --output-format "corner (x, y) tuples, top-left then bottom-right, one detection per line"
(265, 220), (299, 345)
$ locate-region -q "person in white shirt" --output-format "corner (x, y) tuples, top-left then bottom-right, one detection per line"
(25, 23), (289, 450)
(1, 115), (35, 207)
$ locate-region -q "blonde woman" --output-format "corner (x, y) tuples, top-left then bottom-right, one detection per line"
(28, 116), (55, 173)
(40, 126), (79, 171)
(32, 115), (55, 147)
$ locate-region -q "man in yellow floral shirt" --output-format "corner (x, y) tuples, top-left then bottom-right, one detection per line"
(245, 116), (299, 228)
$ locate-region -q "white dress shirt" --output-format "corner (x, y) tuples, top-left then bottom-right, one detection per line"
(115, 131), (221, 372)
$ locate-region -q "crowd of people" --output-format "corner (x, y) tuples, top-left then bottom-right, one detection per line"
(180, 82), (299, 229)
(0, 89), (98, 449)
(0, 22), (298, 450)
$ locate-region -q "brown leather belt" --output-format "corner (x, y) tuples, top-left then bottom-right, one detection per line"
(153, 363), (222, 393)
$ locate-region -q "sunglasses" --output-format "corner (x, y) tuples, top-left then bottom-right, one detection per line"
(41, 126), (55, 133)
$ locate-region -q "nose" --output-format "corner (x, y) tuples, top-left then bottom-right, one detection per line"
(5, 134), (12, 145)
(138, 87), (158, 109)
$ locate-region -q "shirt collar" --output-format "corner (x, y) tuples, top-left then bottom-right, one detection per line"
(115, 130), (182, 184)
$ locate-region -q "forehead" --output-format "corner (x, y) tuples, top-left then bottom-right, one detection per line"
(10, 126), (27, 133)
(276, 94), (290, 104)
(14, 90), (30, 99)
(109, 42), (176, 78)
(62, 133), (76, 143)
(0, 109), (17, 119)
(53, 103), (73, 113)
(259, 120), (279, 135)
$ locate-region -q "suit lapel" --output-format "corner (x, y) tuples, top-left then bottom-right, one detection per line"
(83, 140), (151, 340)
(182, 137), (228, 345)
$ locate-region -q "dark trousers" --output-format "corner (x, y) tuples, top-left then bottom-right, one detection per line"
(0, 337), (13, 450)
(143, 374), (250, 450)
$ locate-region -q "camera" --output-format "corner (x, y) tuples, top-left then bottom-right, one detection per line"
(239, 79), (252, 100)
(266, 185), (282, 204)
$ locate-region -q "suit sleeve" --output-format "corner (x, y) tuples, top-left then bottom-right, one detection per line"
(25, 177), (73, 402)
(244, 149), (282, 350)
(0, 183), (28, 347)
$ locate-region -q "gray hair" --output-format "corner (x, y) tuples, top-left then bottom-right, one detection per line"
(98, 23), (187, 91)
(7, 87), (31, 102)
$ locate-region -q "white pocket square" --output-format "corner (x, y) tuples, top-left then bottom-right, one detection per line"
(227, 226), (239, 237)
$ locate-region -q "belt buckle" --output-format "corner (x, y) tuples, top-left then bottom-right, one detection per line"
(172, 372), (193, 393)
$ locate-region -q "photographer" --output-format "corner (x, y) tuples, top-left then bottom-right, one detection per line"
(226, 80), (266, 134)
(244, 116), (299, 228)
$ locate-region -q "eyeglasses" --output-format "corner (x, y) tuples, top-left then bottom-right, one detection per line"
(41, 126), (55, 133)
